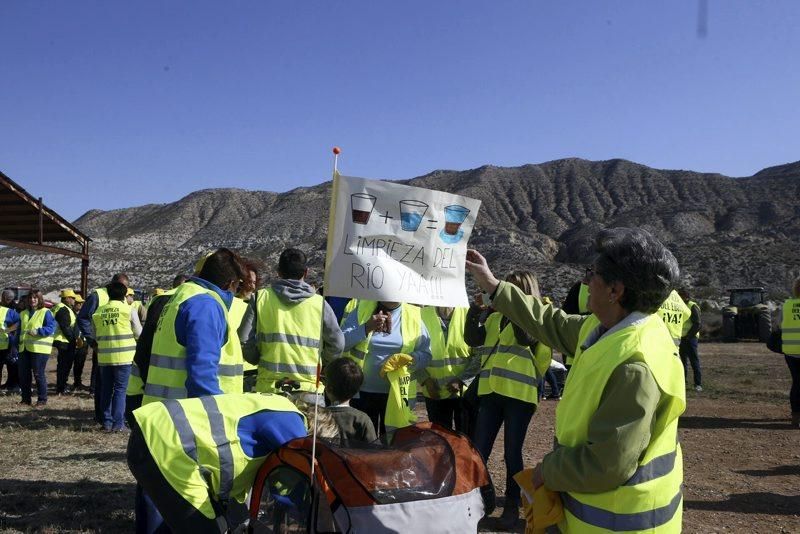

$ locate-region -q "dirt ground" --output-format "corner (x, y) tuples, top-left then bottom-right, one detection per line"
(0, 342), (797, 533)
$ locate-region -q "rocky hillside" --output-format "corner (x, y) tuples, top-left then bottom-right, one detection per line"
(1, 158), (798, 304)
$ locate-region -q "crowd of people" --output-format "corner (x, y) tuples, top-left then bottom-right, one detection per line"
(1, 229), (798, 533)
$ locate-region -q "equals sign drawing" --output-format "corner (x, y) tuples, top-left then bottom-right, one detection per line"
(426, 219), (438, 230)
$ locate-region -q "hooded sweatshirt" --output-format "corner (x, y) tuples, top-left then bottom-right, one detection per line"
(240, 279), (344, 366)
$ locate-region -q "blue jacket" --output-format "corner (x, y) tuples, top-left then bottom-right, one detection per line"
(76, 289), (101, 340)
(175, 277), (234, 398)
(237, 409), (307, 457)
(2, 307), (20, 349)
(24, 308), (56, 337)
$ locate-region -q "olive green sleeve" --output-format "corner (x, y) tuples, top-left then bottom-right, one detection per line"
(490, 281), (587, 359)
(540, 361), (661, 493)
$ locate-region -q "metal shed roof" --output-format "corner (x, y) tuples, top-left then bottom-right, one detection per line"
(0, 170), (90, 295)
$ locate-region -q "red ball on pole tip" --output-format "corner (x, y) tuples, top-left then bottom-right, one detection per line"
(332, 146), (341, 155)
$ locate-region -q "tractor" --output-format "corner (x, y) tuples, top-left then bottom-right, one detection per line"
(721, 287), (771, 342)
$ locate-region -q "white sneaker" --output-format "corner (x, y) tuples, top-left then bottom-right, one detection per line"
(694, 385), (703, 392)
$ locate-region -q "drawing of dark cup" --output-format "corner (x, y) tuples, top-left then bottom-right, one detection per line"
(399, 200), (429, 231)
(443, 205), (470, 235)
(351, 193), (377, 224)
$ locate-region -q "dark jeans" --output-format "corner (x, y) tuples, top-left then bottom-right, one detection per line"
(472, 392), (536, 505)
(786, 355), (800, 413)
(679, 337), (702, 387)
(0, 347), (19, 389)
(538, 369), (561, 400)
(19, 351), (48, 404)
(55, 341), (75, 393)
(351, 391), (389, 437)
(127, 423), (225, 533)
(73, 346), (88, 387)
(90, 344), (104, 423)
(100, 364), (132, 430)
(424, 397), (465, 433)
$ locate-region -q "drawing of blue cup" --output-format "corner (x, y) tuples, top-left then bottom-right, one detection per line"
(399, 200), (428, 231)
(443, 205), (470, 235)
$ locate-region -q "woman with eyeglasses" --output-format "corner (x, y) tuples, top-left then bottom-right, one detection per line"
(462, 270), (552, 530)
(466, 227), (686, 533)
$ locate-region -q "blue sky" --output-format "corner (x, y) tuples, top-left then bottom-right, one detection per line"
(1, 1), (798, 221)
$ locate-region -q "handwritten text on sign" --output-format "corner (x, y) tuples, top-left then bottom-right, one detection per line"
(324, 175), (481, 307)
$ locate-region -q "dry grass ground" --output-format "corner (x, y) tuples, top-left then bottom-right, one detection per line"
(1, 342), (798, 533)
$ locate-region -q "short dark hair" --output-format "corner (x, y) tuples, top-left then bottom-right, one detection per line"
(593, 228), (679, 314)
(111, 273), (129, 286)
(198, 248), (247, 291)
(325, 358), (364, 402)
(172, 274), (189, 288)
(278, 248), (307, 280)
(107, 281), (128, 301)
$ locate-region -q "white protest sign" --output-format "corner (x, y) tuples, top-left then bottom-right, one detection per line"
(324, 174), (481, 307)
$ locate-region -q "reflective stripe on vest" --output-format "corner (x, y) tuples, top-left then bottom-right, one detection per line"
(346, 301), (422, 402)
(556, 313), (686, 533)
(0, 306), (10, 350)
(127, 363), (145, 396)
(52, 303), (76, 344)
(93, 301), (136, 365)
(421, 306), (470, 398)
(254, 287), (324, 394)
(134, 393), (304, 518)
(478, 312), (550, 404)
(658, 290), (691, 346)
(782, 298), (800, 356)
(143, 281), (242, 405)
(20, 308), (54, 355)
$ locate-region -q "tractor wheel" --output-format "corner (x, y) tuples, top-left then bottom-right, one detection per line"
(722, 311), (737, 342)
(757, 306), (772, 343)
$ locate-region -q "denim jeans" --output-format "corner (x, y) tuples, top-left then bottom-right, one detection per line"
(100, 364), (132, 430)
(424, 397), (466, 433)
(472, 392), (536, 505)
(19, 351), (48, 404)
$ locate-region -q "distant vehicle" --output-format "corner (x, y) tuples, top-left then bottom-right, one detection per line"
(721, 287), (771, 342)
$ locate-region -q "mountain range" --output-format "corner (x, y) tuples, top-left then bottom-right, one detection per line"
(1, 157), (798, 304)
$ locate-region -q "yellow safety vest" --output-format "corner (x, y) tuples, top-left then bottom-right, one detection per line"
(51, 302), (76, 344)
(781, 298), (800, 357)
(421, 306), (470, 398)
(254, 288), (324, 394)
(133, 393), (304, 519)
(127, 362), (145, 396)
(578, 283), (589, 314)
(20, 308), (54, 355)
(347, 300), (422, 401)
(687, 300), (701, 339)
(556, 314), (685, 533)
(92, 301), (136, 365)
(229, 297), (257, 373)
(340, 298), (358, 327)
(0, 306), (11, 350)
(658, 290), (691, 346)
(478, 312), (551, 405)
(94, 287), (110, 307)
(143, 282), (243, 405)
